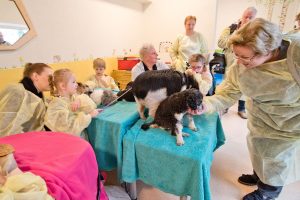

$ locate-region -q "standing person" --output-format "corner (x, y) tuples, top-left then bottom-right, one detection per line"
(87, 58), (119, 90)
(217, 7), (257, 119)
(45, 69), (100, 138)
(204, 18), (300, 200)
(0, 63), (53, 136)
(169, 15), (208, 72)
(131, 43), (169, 81)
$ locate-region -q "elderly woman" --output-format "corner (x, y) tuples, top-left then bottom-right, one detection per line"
(0, 63), (53, 136)
(204, 18), (300, 200)
(169, 15), (208, 72)
(131, 43), (169, 81)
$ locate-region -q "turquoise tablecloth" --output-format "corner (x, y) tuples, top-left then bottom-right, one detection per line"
(121, 112), (225, 200)
(87, 101), (139, 175)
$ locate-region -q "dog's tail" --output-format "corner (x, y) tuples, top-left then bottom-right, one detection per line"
(141, 121), (158, 131)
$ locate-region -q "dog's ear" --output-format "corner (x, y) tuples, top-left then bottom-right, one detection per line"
(187, 92), (197, 110)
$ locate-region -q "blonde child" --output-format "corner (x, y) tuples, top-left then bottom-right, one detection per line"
(45, 69), (100, 137)
(87, 58), (119, 90)
(186, 53), (212, 95)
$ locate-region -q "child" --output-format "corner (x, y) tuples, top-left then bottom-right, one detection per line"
(0, 144), (53, 199)
(45, 69), (100, 137)
(87, 58), (119, 90)
(186, 53), (212, 95)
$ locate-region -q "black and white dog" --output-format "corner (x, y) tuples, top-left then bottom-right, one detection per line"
(141, 89), (203, 146)
(132, 69), (201, 120)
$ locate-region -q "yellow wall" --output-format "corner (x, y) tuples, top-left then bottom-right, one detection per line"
(0, 57), (118, 91)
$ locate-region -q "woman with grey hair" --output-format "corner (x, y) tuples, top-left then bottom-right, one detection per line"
(204, 18), (300, 200)
(131, 43), (169, 80)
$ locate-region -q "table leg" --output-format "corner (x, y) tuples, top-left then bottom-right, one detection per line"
(126, 182), (137, 200)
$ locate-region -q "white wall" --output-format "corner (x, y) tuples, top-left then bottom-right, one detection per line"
(0, 0), (217, 67)
(0, 0), (145, 67)
(0, 0), (299, 68)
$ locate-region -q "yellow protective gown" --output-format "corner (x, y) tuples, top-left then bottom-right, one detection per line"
(218, 26), (246, 101)
(204, 38), (300, 186)
(0, 172), (53, 200)
(74, 94), (97, 114)
(169, 32), (208, 72)
(0, 84), (46, 137)
(44, 96), (91, 137)
(87, 75), (119, 90)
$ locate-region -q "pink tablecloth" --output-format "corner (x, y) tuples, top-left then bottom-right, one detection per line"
(0, 131), (108, 200)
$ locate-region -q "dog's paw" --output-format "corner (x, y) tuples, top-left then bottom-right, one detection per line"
(140, 115), (146, 120)
(176, 138), (185, 146)
(188, 125), (197, 132)
(182, 132), (190, 137)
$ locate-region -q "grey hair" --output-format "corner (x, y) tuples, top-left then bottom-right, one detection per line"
(245, 7), (257, 16)
(139, 43), (155, 60)
(228, 18), (282, 55)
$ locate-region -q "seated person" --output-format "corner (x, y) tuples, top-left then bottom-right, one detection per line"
(0, 63), (53, 136)
(186, 53), (212, 96)
(87, 58), (119, 90)
(45, 69), (101, 138)
(0, 144), (53, 200)
(131, 43), (170, 81)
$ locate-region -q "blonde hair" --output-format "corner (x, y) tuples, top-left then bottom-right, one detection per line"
(228, 18), (282, 55)
(49, 68), (73, 96)
(93, 58), (106, 69)
(139, 43), (155, 60)
(23, 63), (52, 78)
(184, 16), (196, 24)
(189, 54), (206, 65)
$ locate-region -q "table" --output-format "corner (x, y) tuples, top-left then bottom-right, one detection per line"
(121, 113), (225, 200)
(0, 131), (103, 200)
(87, 101), (140, 176)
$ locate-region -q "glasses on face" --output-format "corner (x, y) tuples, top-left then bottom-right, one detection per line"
(233, 53), (256, 63)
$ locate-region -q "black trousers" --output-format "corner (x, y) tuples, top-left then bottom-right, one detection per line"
(254, 171), (283, 198)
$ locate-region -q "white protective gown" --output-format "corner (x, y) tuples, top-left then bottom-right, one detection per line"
(169, 32), (208, 72)
(0, 84), (46, 136)
(204, 38), (300, 186)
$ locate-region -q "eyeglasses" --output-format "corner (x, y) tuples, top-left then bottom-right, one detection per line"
(233, 54), (256, 63)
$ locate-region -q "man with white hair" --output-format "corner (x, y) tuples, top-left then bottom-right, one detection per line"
(131, 43), (169, 80)
(217, 7), (257, 119)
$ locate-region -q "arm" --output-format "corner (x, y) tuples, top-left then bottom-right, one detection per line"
(0, 85), (25, 136)
(204, 64), (242, 112)
(108, 76), (119, 90)
(217, 27), (231, 49)
(131, 63), (144, 81)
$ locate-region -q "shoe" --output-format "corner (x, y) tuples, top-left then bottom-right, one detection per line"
(238, 174), (259, 186)
(243, 190), (274, 200)
(238, 111), (247, 119)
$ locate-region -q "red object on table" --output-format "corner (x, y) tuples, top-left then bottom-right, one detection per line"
(118, 57), (140, 70)
(0, 131), (108, 200)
